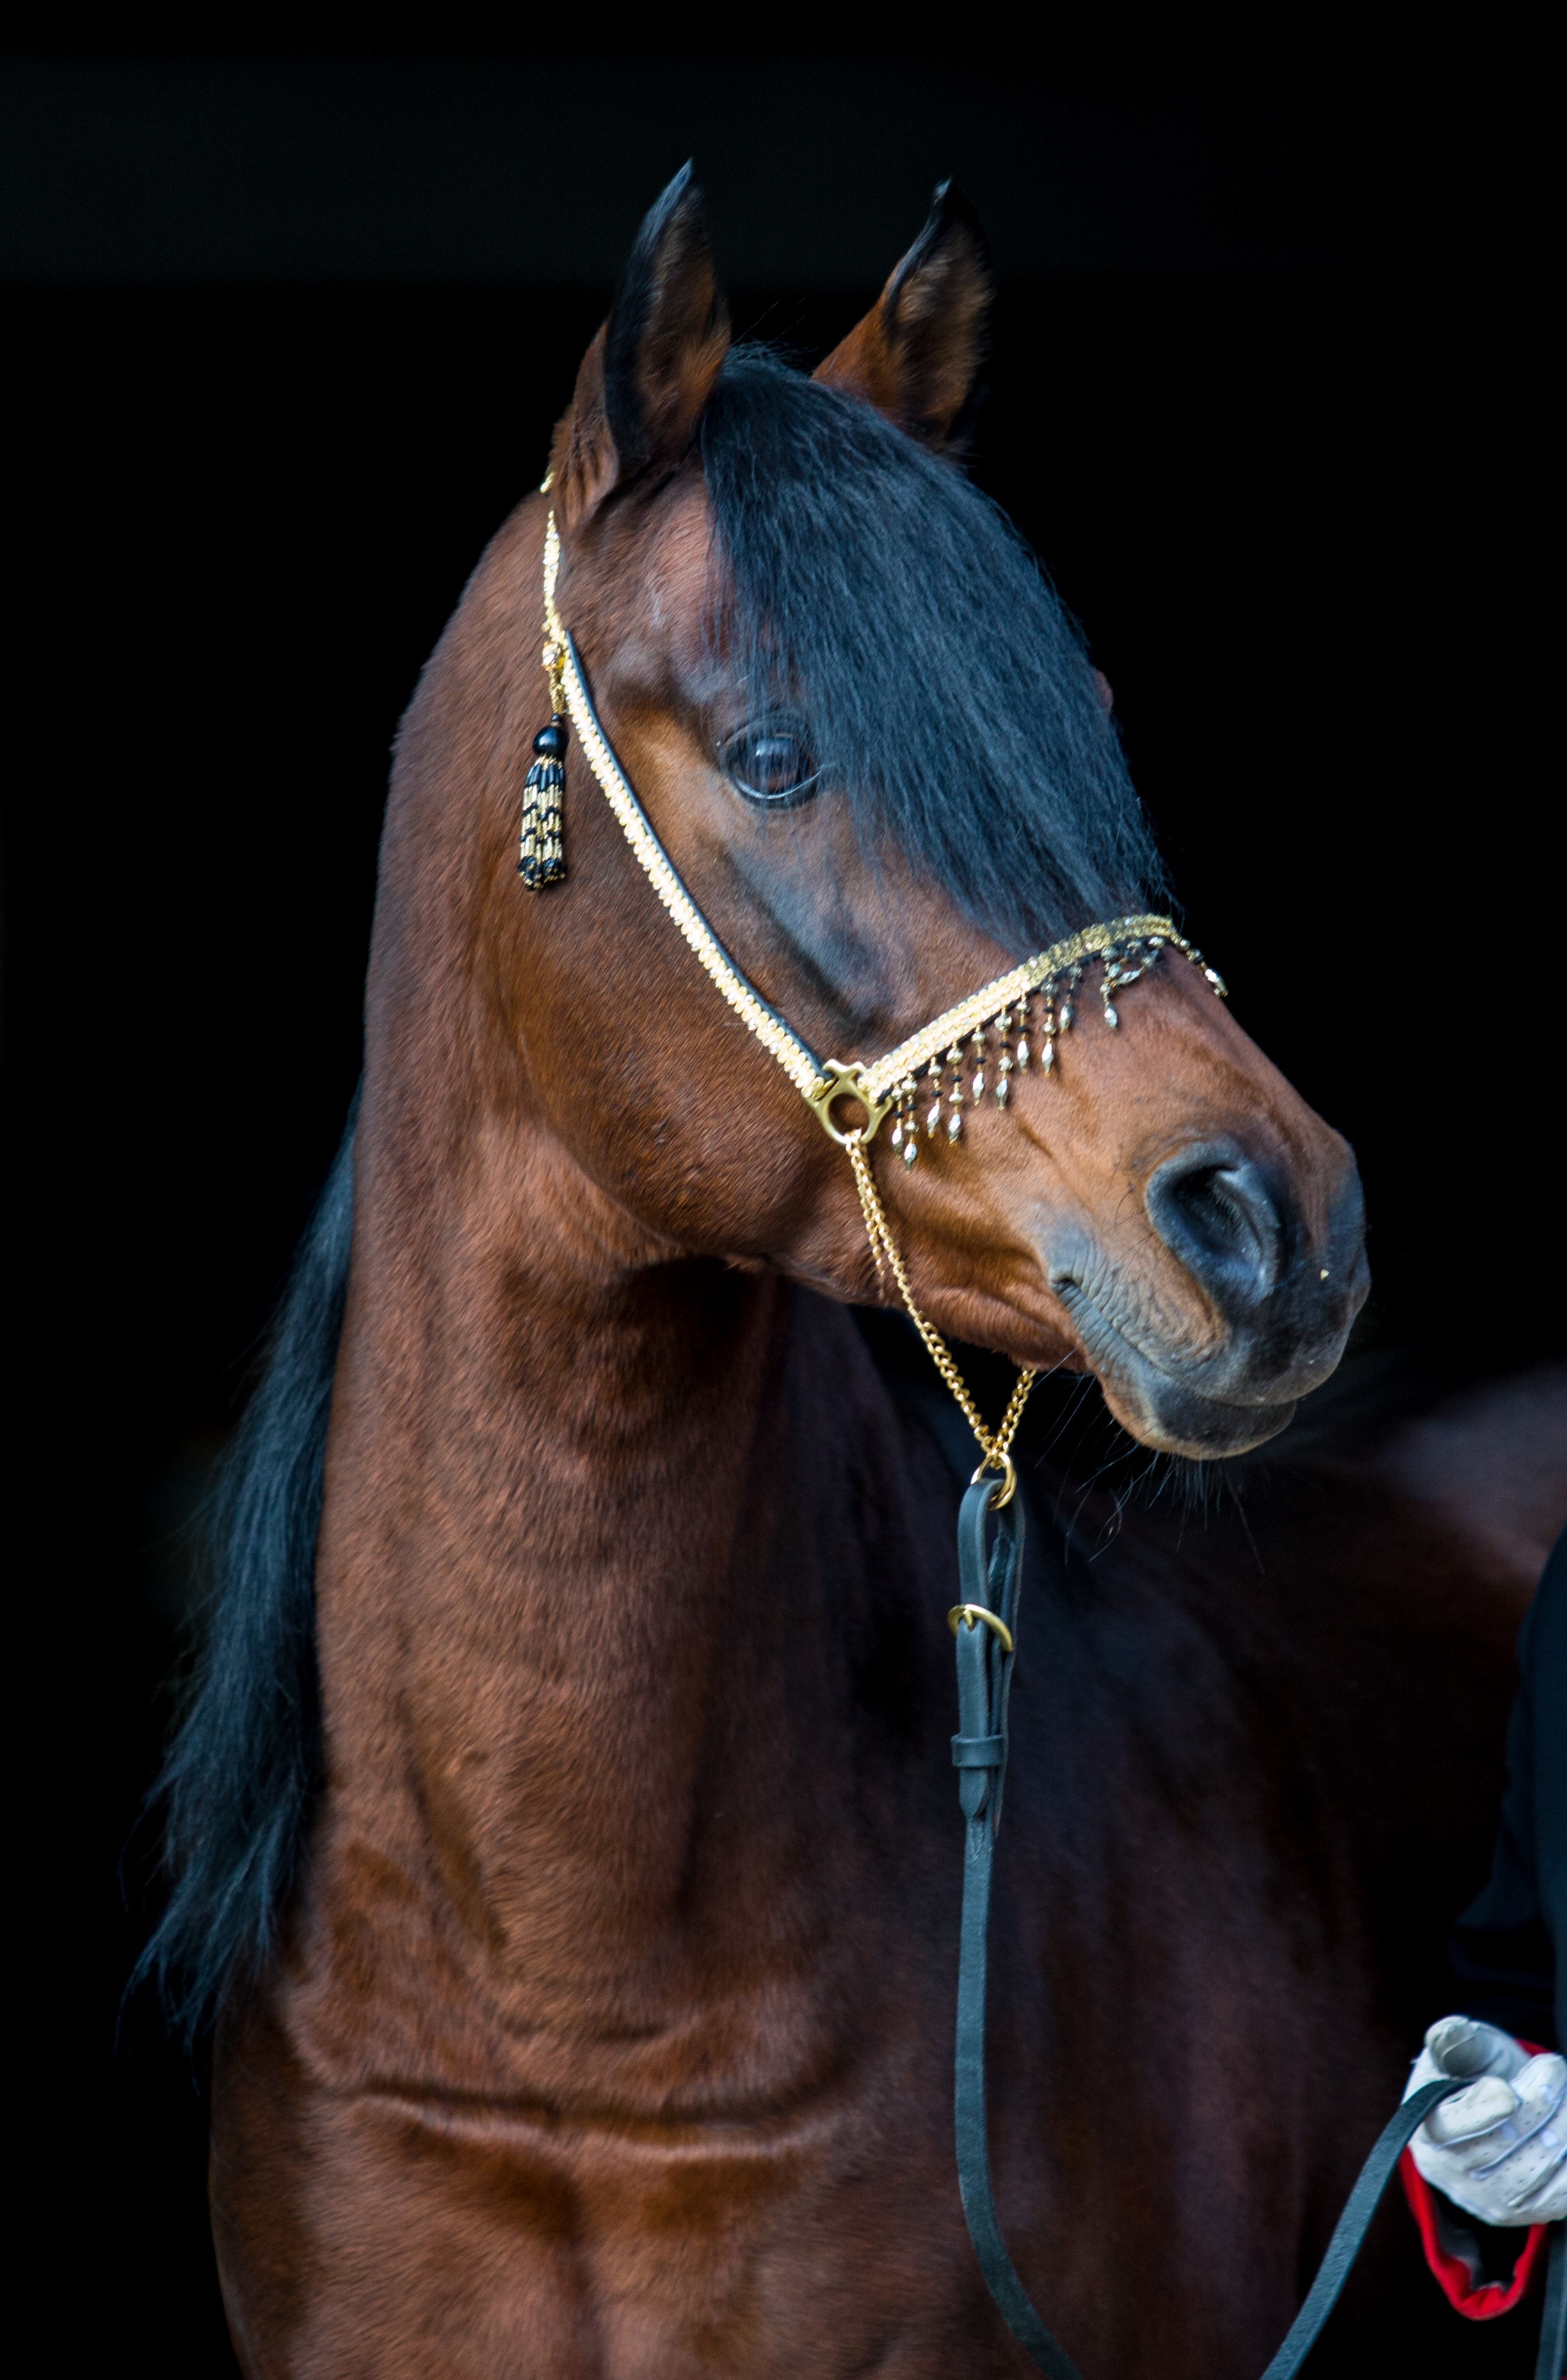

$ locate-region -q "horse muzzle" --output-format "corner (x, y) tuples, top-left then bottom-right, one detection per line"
(1046, 1139), (1369, 1458)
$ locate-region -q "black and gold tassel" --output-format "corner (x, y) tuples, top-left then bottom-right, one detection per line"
(518, 714), (568, 889)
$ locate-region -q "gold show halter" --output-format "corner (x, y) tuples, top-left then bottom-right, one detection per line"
(533, 508), (1227, 1490)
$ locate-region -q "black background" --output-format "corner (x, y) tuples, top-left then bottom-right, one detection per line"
(4, 43), (1556, 2372)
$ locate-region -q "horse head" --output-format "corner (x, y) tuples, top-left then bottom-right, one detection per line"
(447, 167), (1366, 1460)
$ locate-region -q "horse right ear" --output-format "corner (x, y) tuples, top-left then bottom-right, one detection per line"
(814, 182), (992, 453)
(549, 166), (732, 529)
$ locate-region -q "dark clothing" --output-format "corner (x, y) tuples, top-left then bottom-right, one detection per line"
(1450, 1529), (1566, 2051)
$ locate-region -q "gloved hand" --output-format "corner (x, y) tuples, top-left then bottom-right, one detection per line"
(1405, 2015), (1567, 2225)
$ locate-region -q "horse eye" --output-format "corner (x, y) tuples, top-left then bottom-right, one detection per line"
(722, 725), (819, 807)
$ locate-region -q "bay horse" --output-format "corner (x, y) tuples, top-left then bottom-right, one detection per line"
(146, 172), (1541, 2376)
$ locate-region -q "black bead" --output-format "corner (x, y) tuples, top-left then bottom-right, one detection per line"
(532, 718), (566, 759)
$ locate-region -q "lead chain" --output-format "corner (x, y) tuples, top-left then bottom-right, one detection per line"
(847, 1139), (1037, 1480)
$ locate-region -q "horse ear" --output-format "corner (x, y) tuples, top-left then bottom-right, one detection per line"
(813, 182), (992, 453)
(550, 165), (731, 528)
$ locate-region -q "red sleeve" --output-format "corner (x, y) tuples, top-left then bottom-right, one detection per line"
(1400, 2041), (1552, 2319)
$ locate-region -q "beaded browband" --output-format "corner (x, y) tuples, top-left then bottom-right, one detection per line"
(520, 506), (1228, 1479)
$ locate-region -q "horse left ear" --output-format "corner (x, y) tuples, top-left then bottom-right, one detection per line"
(814, 182), (993, 452)
(550, 165), (732, 528)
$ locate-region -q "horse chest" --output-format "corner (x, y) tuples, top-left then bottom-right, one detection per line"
(211, 1610), (1345, 2380)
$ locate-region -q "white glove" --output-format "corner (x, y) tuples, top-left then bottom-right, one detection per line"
(1405, 2015), (1567, 2225)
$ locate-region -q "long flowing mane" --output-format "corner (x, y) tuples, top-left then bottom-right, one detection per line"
(702, 348), (1163, 947)
(136, 1095), (357, 2039)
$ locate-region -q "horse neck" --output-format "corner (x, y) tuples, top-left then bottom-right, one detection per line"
(313, 1063), (938, 2064)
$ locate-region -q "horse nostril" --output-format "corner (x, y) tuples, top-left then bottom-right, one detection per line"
(1146, 1145), (1285, 1308)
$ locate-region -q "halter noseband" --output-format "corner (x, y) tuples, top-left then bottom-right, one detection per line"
(530, 506), (1226, 1480)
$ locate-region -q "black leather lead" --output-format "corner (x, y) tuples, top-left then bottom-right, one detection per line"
(1253, 2081), (1505, 2379)
(947, 1477), (1561, 2377)
(950, 1481), (1085, 2380)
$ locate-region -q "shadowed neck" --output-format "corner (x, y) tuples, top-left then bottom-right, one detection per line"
(300, 1102), (945, 2109)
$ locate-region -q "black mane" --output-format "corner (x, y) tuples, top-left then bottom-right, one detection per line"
(700, 348), (1162, 950)
(135, 1095), (355, 2039)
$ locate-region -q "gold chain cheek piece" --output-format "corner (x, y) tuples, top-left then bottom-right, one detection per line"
(846, 1137), (1035, 1502)
(529, 502), (1228, 1505)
